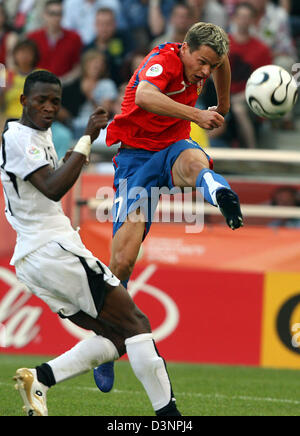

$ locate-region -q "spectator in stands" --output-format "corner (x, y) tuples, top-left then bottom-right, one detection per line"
(0, 35), (74, 159)
(0, 39), (39, 120)
(62, 0), (122, 46)
(4, 0), (38, 32)
(0, 3), (18, 69)
(185, 0), (228, 29)
(269, 186), (300, 228)
(61, 49), (118, 139)
(24, 0), (50, 33)
(229, 2), (273, 148)
(84, 8), (133, 86)
(151, 2), (193, 48)
(221, 0), (240, 17)
(27, 0), (82, 85)
(277, 0), (300, 38)
(120, 0), (175, 47)
(246, 0), (297, 68)
(151, 1), (228, 38)
(120, 48), (149, 83)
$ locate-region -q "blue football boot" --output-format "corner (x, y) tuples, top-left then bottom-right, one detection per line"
(93, 361), (115, 393)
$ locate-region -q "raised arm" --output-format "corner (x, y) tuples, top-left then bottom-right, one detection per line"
(148, 0), (166, 37)
(135, 80), (224, 130)
(212, 54), (231, 116)
(28, 108), (108, 202)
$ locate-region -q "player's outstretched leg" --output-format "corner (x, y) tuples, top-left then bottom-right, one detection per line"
(94, 220), (145, 393)
(172, 148), (244, 230)
(195, 168), (244, 230)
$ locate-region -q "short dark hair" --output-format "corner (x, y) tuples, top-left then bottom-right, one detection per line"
(23, 70), (62, 96)
(96, 7), (115, 17)
(13, 39), (40, 69)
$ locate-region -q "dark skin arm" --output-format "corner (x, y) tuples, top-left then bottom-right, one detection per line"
(28, 107), (108, 202)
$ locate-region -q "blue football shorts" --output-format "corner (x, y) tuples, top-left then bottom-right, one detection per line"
(112, 139), (213, 238)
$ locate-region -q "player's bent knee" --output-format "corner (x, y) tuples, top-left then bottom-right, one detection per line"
(175, 151), (209, 187)
(181, 159), (208, 186)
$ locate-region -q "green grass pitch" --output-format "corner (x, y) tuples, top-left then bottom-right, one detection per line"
(1, 354), (300, 416)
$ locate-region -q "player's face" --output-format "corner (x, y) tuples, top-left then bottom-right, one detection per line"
(21, 82), (62, 131)
(180, 43), (224, 84)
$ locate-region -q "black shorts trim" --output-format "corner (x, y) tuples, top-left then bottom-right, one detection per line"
(57, 243), (109, 317)
(78, 256), (108, 315)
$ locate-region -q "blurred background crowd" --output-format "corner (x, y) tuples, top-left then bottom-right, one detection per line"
(0, 0), (299, 160)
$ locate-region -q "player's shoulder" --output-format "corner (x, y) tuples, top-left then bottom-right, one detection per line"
(3, 119), (21, 142)
(3, 120), (31, 141)
(2, 120), (37, 154)
(150, 42), (182, 65)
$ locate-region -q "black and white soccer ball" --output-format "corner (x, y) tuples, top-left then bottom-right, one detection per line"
(245, 65), (298, 119)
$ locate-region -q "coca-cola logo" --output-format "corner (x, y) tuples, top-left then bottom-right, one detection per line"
(0, 268), (42, 348)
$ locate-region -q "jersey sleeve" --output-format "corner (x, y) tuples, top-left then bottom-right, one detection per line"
(138, 52), (178, 93)
(3, 129), (50, 181)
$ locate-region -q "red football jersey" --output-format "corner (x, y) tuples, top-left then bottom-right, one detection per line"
(107, 43), (203, 151)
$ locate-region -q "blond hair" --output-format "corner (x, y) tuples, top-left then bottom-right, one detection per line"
(184, 22), (229, 57)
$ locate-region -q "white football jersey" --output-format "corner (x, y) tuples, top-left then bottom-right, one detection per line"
(0, 120), (79, 265)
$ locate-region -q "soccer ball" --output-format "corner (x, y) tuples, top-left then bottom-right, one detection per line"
(245, 65), (298, 119)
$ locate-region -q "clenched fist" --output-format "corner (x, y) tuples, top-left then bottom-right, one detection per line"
(85, 107), (109, 143)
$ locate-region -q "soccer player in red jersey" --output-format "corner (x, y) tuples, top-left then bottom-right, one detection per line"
(94, 22), (244, 392)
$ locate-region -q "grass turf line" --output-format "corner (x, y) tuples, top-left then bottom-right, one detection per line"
(1, 355), (300, 416)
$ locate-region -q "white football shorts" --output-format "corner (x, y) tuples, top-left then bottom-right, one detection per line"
(15, 238), (120, 319)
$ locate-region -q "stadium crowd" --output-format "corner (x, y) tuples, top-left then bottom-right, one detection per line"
(0, 0), (299, 157)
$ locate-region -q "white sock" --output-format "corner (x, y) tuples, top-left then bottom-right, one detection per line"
(125, 333), (174, 412)
(47, 335), (119, 384)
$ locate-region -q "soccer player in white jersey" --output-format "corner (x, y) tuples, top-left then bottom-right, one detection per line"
(0, 70), (181, 417)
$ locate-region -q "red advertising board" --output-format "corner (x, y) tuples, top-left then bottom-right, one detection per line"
(130, 264), (264, 365)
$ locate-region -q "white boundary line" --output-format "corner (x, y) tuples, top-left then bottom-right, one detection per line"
(1, 382), (300, 406)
